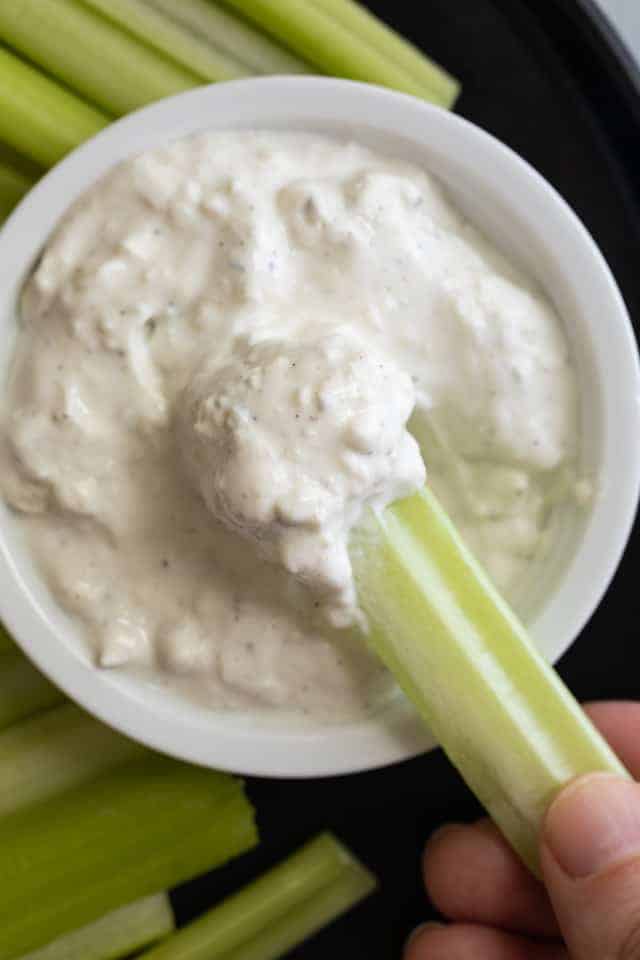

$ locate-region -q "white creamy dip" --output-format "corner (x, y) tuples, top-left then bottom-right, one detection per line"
(178, 330), (424, 629)
(0, 132), (578, 721)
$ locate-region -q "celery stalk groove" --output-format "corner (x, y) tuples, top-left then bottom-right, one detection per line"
(0, 648), (65, 731)
(18, 894), (175, 960)
(139, 833), (368, 959)
(138, 833), (375, 960)
(311, 0), (459, 106)
(0, 0), (201, 116)
(82, 0), (248, 83)
(218, 0), (447, 103)
(0, 702), (145, 817)
(149, 0), (311, 75)
(0, 754), (257, 958)
(351, 487), (628, 873)
(218, 860), (375, 960)
(0, 46), (107, 167)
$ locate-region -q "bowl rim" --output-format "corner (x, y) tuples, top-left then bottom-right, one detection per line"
(0, 75), (638, 777)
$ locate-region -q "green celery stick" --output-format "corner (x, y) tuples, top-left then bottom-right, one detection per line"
(0, 702), (146, 817)
(0, 753), (257, 958)
(217, 0), (449, 104)
(82, 0), (247, 83)
(211, 859), (375, 960)
(311, 0), (459, 107)
(0, 161), (34, 218)
(148, 0), (311, 75)
(0, 139), (43, 179)
(138, 833), (370, 959)
(351, 487), (628, 873)
(19, 893), (175, 960)
(0, 0), (202, 117)
(0, 46), (107, 167)
(0, 648), (65, 731)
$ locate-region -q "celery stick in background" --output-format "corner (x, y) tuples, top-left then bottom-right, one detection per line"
(138, 833), (376, 960)
(0, 702), (146, 817)
(0, 161), (34, 218)
(0, 0), (202, 116)
(0, 647), (65, 731)
(0, 753), (257, 958)
(351, 486), (627, 874)
(217, 0), (453, 104)
(0, 46), (107, 167)
(220, 863), (375, 960)
(311, 0), (459, 106)
(148, 0), (312, 74)
(0, 138), (43, 178)
(19, 894), (175, 960)
(82, 0), (248, 83)
(0, 1), (459, 177)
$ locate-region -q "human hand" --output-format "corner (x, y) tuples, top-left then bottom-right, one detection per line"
(405, 702), (640, 960)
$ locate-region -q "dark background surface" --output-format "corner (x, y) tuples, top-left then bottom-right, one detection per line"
(172, 1), (640, 953)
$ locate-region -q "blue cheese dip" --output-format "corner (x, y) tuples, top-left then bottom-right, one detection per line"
(0, 132), (577, 721)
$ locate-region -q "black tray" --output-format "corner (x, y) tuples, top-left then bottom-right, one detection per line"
(173, 2), (640, 953)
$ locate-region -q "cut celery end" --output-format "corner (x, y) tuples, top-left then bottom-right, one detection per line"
(0, 702), (145, 818)
(149, 0), (312, 75)
(219, 859), (376, 960)
(0, 0), (200, 117)
(139, 833), (366, 959)
(0, 754), (257, 958)
(351, 486), (628, 873)
(82, 0), (247, 83)
(0, 161), (33, 218)
(311, 0), (459, 106)
(218, 0), (446, 103)
(0, 648), (65, 731)
(0, 46), (107, 167)
(18, 893), (175, 960)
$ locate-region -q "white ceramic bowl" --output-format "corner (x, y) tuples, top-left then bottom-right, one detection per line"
(0, 77), (638, 777)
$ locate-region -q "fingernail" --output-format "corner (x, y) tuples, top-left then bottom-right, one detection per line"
(404, 923), (442, 951)
(544, 773), (640, 878)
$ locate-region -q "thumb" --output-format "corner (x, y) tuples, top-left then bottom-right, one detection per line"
(541, 773), (640, 960)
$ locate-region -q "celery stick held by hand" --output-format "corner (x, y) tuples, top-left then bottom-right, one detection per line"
(351, 487), (627, 873)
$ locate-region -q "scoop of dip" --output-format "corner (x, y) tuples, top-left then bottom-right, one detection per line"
(0, 131), (578, 721)
(177, 331), (425, 627)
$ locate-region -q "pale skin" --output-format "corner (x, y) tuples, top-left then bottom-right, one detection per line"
(406, 702), (640, 960)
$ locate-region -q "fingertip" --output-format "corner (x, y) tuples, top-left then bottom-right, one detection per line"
(406, 923), (568, 960)
(422, 822), (484, 907)
(403, 922), (447, 959)
(422, 820), (558, 937)
(422, 822), (463, 872)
